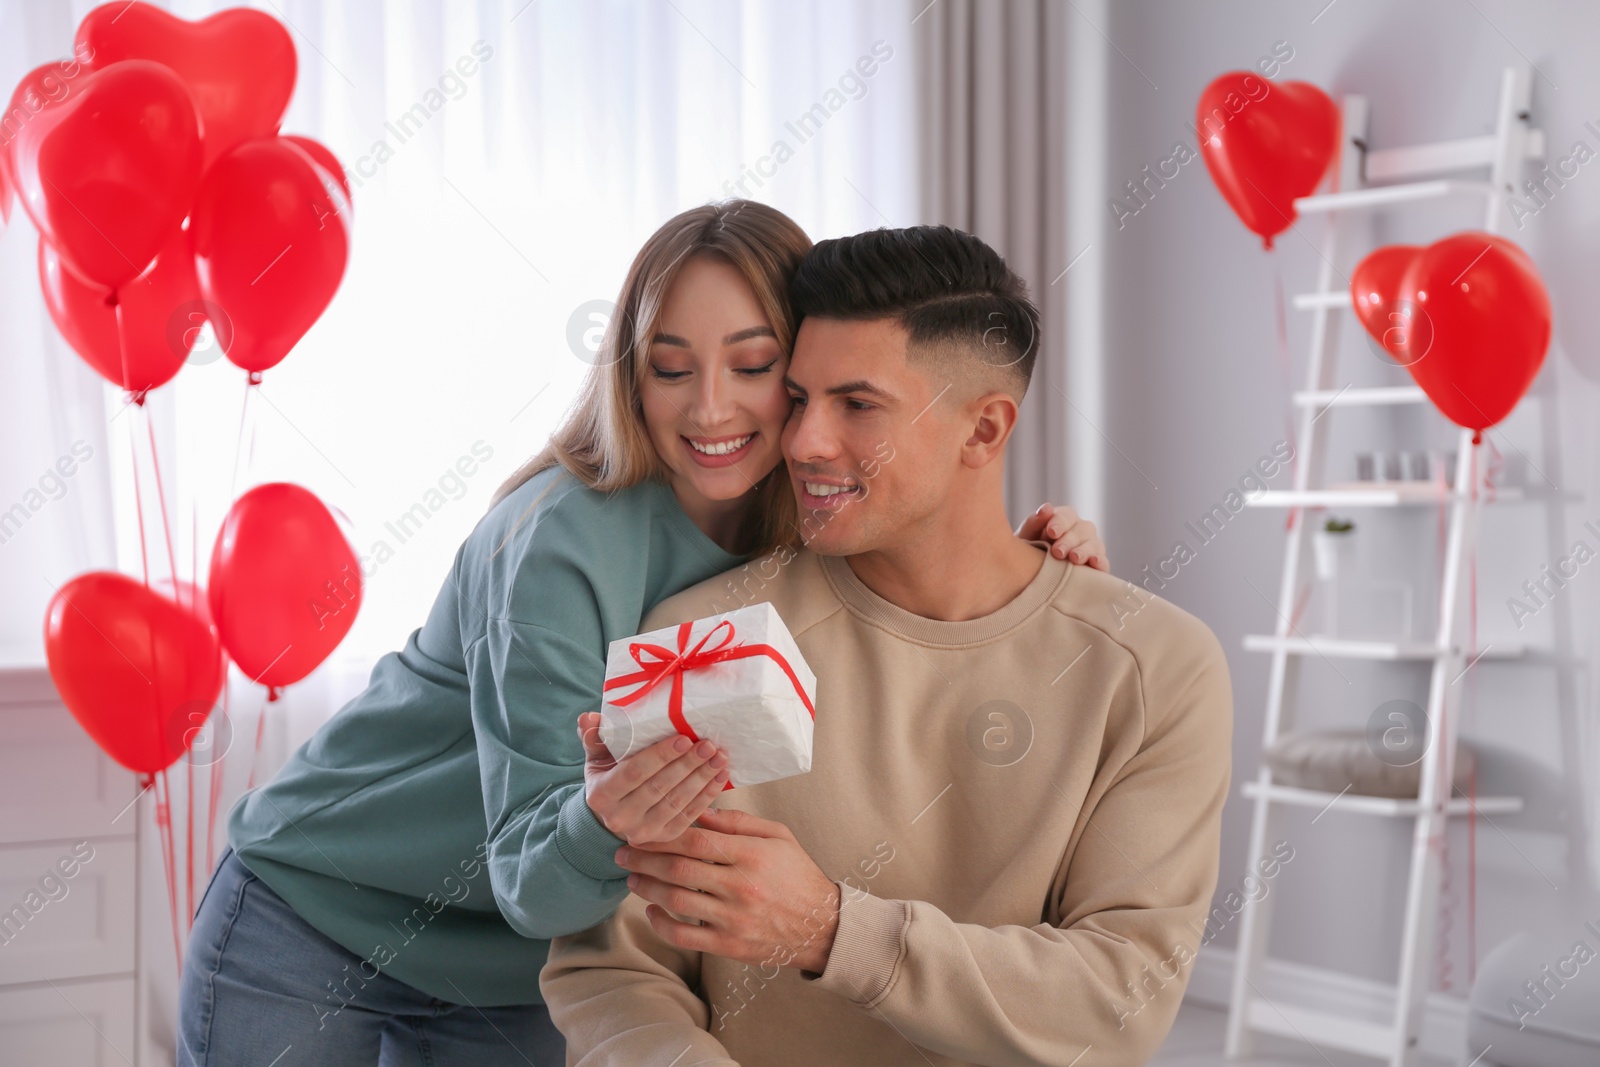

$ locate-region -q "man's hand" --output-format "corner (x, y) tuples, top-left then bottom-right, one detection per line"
(614, 807), (841, 975)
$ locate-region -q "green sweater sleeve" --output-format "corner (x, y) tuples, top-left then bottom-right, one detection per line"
(463, 494), (637, 940)
(467, 619), (630, 939)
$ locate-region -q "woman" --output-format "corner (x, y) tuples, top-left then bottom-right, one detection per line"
(177, 200), (1107, 1066)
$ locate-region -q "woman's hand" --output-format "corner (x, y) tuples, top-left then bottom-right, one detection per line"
(576, 711), (730, 846)
(1016, 503), (1109, 571)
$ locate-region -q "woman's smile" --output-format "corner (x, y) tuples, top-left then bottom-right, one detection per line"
(682, 431), (758, 467)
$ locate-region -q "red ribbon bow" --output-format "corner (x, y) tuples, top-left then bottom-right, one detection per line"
(602, 619), (815, 790)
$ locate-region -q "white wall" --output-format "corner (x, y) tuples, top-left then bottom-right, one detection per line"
(1099, 0), (1600, 993)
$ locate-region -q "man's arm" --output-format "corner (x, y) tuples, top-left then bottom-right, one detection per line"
(540, 893), (738, 1067)
(798, 629), (1233, 1065)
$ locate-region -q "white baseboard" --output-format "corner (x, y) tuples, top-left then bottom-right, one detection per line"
(1185, 945), (1469, 1061)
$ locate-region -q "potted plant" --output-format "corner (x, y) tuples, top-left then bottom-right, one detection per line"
(1313, 516), (1355, 582)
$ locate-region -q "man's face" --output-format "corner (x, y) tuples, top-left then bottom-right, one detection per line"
(781, 316), (959, 556)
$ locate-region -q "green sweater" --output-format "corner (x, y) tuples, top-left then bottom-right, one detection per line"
(227, 468), (750, 1006)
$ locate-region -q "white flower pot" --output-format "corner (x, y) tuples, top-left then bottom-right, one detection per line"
(1313, 530), (1354, 582)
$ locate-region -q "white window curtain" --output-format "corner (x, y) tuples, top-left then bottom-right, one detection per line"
(1, 4), (917, 1058)
(1, 0), (918, 710)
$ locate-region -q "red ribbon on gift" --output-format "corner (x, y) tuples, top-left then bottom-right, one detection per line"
(602, 618), (815, 789)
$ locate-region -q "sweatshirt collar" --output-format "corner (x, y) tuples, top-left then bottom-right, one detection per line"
(817, 548), (1070, 648)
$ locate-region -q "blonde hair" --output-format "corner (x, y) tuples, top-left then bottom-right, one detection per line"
(489, 200), (810, 557)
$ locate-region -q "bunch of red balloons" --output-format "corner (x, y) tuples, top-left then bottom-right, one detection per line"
(1195, 71), (1549, 438)
(4, 1), (351, 400)
(15, 4), (363, 777)
(44, 481), (364, 775)
(1351, 234), (1551, 440)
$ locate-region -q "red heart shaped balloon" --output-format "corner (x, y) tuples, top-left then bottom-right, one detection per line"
(192, 137), (351, 374)
(39, 224), (201, 398)
(1197, 73), (1340, 248)
(3, 54), (96, 202)
(10, 59), (201, 290)
(209, 482), (362, 691)
(1400, 232), (1550, 437)
(44, 571), (225, 774)
(283, 134), (352, 204)
(1350, 244), (1432, 367)
(77, 2), (296, 171)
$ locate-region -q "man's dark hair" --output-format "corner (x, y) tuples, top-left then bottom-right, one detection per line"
(789, 225), (1040, 397)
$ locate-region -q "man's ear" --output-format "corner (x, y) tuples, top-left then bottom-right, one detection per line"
(960, 390), (1019, 469)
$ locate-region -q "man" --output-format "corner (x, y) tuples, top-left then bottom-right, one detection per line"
(540, 225), (1233, 1065)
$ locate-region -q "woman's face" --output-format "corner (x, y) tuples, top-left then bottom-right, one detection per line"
(639, 254), (792, 512)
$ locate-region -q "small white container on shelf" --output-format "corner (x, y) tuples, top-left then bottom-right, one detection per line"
(1313, 518), (1356, 636)
(1312, 518), (1356, 582)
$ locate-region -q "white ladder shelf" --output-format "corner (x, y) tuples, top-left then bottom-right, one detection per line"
(1223, 67), (1543, 1066)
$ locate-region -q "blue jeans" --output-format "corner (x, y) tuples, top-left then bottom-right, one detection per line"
(178, 849), (565, 1066)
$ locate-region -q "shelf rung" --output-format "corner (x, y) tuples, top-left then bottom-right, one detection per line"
(1243, 997), (1394, 1057)
(1291, 290), (1352, 310)
(1246, 488), (1430, 507)
(1291, 386), (1427, 407)
(1244, 484), (1522, 507)
(1294, 179), (1493, 213)
(1365, 129), (1546, 181)
(1241, 780), (1525, 818)
(1245, 634), (1440, 659)
(1242, 634), (1524, 661)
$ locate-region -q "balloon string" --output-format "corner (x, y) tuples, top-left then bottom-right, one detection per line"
(1467, 441), (1481, 986)
(110, 288), (152, 405)
(1468, 761), (1478, 984)
(248, 394), (259, 474)
(136, 362), (196, 935)
(1430, 441), (1478, 993)
(162, 394), (200, 927)
(1483, 436), (1504, 505)
(129, 417), (151, 588)
(135, 410), (174, 866)
(149, 563), (174, 953)
(229, 377), (256, 505)
(1438, 442), (1484, 991)
(1437, 824), (1454, 991)
(130, 403), (185, 952)
(113, 290), (132, 401)
(185, 754), (195, 932)
(246, 687), (269, 792)
(144, 407), (181, 588)
(1470, 444), (1480, 666)
(193, 370), (225, 883)
(206, 676), (229, 878)
(153, 769), (183, 974)
(1435, 455), (1448, 578)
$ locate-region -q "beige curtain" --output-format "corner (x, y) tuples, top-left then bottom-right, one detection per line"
(915, 0), (1073, 525)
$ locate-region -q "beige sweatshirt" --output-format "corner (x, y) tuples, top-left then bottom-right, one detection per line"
(541, 545), (1233, 1066)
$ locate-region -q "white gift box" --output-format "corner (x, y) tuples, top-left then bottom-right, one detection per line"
(599, 601), (817, 789)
